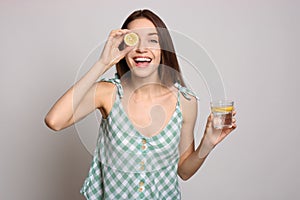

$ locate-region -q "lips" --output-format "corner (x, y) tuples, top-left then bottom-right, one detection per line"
(133, 56), (152, 68)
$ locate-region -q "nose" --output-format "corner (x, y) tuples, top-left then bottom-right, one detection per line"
(135, 39), (148, 53)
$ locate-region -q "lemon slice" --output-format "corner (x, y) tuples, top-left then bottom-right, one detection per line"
(212, 106), (233, 113)
(124, 32), (139, 46)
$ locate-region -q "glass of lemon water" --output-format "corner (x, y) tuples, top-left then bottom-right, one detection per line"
(210, 100), (234, 129)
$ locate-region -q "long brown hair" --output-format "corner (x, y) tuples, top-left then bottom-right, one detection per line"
(116, 9), (185, 86)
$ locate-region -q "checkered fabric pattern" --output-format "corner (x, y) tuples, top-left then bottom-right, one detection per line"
(80, 75), (198, 200)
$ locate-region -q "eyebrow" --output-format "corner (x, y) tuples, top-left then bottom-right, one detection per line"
(148, 32), (158, 36)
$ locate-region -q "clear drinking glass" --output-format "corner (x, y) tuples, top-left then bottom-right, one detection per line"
(210, 100), (234, 129)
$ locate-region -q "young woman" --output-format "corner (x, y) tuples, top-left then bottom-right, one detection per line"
(45, 9), (236, 200)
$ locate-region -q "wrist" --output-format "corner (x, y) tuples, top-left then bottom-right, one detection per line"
(197, 136), (215, 159)
(96, 59), (109, 68)
(95, 60), (111, 74)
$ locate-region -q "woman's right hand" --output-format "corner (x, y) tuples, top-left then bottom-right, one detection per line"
(99, 29), (135, 70)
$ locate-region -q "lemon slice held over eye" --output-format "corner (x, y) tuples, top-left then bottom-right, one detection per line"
(124, 32), (139, 46)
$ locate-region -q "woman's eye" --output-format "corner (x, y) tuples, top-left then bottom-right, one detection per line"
(150, 39), (158, 43)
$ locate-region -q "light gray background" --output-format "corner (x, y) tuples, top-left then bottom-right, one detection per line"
(1, 0), (299, 200)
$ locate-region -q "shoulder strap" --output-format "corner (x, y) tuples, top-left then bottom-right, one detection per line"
(100, 73), (124, 98)
(174, 82), (199, 101)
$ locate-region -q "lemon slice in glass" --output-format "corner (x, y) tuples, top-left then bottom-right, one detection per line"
(124, 32), (139, 46)
(212, 106), (233, 113)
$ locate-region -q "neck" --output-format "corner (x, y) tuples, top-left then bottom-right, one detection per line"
(126, 72), (163, 99)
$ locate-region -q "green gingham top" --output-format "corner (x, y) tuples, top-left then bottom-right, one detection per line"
(80, 75), (198, 200)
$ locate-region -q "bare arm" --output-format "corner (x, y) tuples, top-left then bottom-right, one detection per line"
(44, 29), (134, 131)
(44, 61), (106, 131)
(177, 95), (205, 180)
(177, 95), (237, 180)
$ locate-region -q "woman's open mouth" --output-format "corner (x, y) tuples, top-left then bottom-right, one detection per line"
(133, 56), (152, 68)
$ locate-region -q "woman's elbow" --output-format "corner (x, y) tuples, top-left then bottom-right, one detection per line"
(44, 115), (64, 131)
(178, 171), (192, 181)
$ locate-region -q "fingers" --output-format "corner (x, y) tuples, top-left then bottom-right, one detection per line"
(106, 29), (131, 49)
(227, 118), (237, 132)
(109, 29), (131, 39)
(232, 118), (236, 123)
(100, 29), (136, 65)
(109, 29), (138, 53)
(206, 113), (213, 129)
(231, 109), (237, 129)
(208, 112), (237, 133)
(232, 109), (236, 116)
(232, 123), (237, 129)
(232, 110), (237, 129)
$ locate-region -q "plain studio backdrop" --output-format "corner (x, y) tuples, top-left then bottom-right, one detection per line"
(1, 0), (299, 199)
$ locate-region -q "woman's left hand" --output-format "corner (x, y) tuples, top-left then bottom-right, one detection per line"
(203, 110), (237, 148)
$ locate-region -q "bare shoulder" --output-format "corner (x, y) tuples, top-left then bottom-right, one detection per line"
(180, 93), (198, 123)
(95, 81), (116, 96)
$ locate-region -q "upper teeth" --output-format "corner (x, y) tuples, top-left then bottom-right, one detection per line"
(134, 57), (151, 62)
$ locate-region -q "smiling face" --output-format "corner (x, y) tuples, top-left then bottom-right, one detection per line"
(125, 18), (161, 79)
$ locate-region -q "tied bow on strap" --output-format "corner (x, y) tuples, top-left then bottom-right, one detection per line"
(174, 82), (199, 101)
